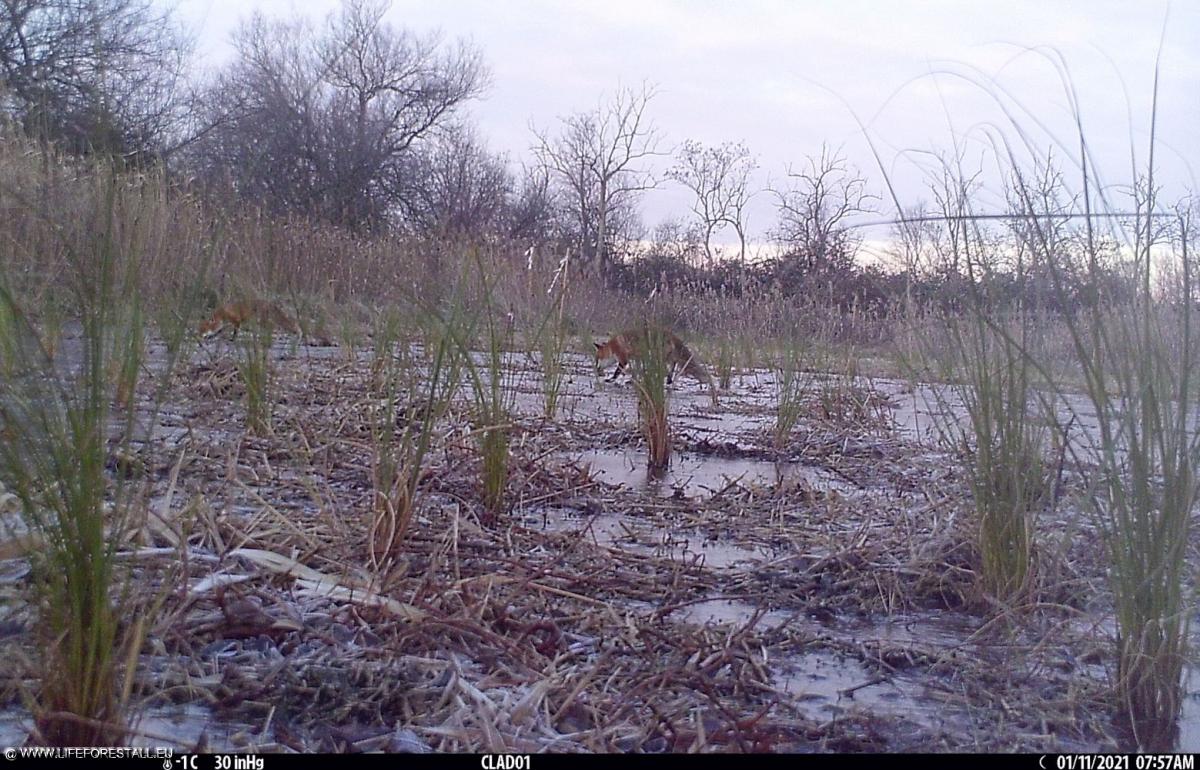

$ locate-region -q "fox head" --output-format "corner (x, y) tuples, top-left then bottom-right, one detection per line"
(198, 315), (223, 339)
(593, 340), (614, 363)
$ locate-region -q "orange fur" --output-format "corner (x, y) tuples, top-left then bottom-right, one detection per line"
(199, 299), (299, 339)
(593, 327), (713, 388)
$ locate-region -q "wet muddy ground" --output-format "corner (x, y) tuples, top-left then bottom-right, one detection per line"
(1, 332), (1198, 752)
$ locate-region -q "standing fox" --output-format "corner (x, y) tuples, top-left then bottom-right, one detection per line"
(594, 327), (718, 401)
(199, 299), (300, 339)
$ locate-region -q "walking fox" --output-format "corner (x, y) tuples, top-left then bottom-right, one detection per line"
(199, 299), (300, 339)
(594, 327), (717, 399)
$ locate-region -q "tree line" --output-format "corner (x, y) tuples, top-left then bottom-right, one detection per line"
(2, 0), (1192, 312)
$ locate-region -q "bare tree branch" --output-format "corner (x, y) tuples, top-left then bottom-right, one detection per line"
(771, 144), (876, 275)
(0, 0), (192, 161)
(186, 0), (487, 230)
(532, 82), (663, 272)
(668, 139), (756, 264)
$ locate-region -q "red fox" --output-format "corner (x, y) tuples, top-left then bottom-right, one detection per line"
(594, 327), (715, 390)
(199, 299), (300, 339)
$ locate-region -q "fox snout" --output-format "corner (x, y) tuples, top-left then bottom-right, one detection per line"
(199, 319), (222, 339)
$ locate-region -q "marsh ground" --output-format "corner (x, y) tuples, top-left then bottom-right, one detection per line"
(2, 329), (1198, 752)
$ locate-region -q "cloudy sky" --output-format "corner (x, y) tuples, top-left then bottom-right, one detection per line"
(175, 0), (1199, 257)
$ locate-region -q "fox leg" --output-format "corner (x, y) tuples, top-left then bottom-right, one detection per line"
(608, 361), (626, 382)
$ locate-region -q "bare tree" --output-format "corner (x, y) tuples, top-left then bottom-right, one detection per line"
(667, 140), (756, 264)
(641, 217), (706, 266)
(771, 145), (875, 275)
(506, 163), (566, 245)
(0, 0), (191, 160)
(189, 14), (320, 213)
(398, 123), (511, 239)
(888, 202), (943, 277)
(1174, 194), (1199, 305)
(1005, 153), (1076, 257)
(190, 0), (486, 230)
(922, 156), (986, 279)
(533, 83), (662, 274)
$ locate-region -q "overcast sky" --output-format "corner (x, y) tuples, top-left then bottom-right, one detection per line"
(175, 0), (1199, 257)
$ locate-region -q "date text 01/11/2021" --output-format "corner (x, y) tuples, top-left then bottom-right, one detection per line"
(1049, 755), (1195, 770)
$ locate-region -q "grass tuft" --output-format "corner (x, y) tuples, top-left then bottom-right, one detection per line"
(0, 166), (201, 745)
(236, 324), (274, 437)
(632, 325), (673, 475)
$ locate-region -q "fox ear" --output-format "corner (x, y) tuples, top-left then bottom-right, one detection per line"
(593, 342), (603, 350)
